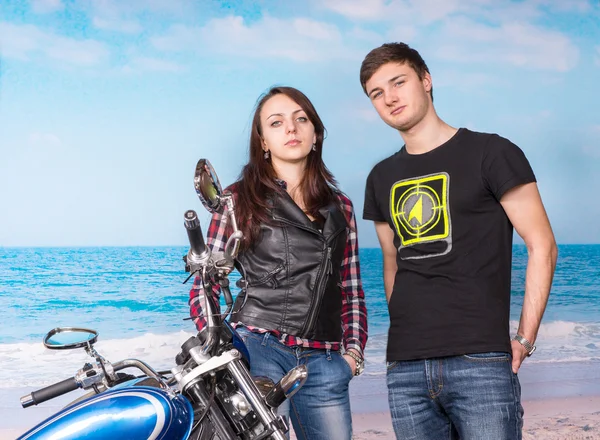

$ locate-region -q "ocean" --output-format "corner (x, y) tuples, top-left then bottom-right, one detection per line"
(1, 245), (599, 389)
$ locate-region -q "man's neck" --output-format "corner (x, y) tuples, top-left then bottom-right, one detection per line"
(400, 114), (458, 155)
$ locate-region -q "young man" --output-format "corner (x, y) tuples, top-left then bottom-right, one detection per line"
(360, 43), (558, 440)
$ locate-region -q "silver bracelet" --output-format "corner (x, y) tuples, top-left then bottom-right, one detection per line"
(513, 334), (536, 356)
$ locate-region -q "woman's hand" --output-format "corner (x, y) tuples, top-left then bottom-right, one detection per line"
(342, 353), (357, 376)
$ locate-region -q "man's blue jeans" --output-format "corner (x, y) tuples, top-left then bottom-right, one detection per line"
(236, 327), (353, 440)
(387, 352), (524, 440)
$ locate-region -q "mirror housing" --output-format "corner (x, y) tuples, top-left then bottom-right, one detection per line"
(43, 327), (98, 350)
(194, 159), (223, 213)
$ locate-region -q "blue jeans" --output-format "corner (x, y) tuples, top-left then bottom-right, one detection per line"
(387, 352), (523, 440)
(236, 327), (353, 440)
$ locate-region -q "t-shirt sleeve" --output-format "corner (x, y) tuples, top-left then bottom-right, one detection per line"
(481, 135), (537, 201)
(363, 167), (387, 222)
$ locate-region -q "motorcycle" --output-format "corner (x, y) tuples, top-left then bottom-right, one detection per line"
(17, 159), (308, 440)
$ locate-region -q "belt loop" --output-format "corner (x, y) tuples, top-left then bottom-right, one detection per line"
(261, 333), (269, 346)
(326, 348), (332, 361)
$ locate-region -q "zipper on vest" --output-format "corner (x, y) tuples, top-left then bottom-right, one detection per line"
(247, 263), (284, 289)
(302, 228), (345, 335)
(325, 246), (333, 275)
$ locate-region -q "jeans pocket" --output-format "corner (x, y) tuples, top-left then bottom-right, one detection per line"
(462, 351), (510, 362)
(339, 353), (354, 380)
(234, 326), (253, 344)
(386, 361), (401, 371)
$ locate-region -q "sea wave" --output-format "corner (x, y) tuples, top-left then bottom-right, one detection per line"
(1, 320), (599, 389)
(0, 331), (195, 388)
(364, 320), (600, 366)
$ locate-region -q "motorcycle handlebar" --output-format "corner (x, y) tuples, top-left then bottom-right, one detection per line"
(184, 210), (207, 257)
(21, 377), (79, 408)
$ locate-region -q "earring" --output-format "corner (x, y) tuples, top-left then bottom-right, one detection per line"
(312, 143), (317, 152)
(264, 150), (271, 160)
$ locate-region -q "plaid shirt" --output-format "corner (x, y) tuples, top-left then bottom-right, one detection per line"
(189, 184), (368, 356)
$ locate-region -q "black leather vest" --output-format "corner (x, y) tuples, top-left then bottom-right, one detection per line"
(231, 191), (348, 342)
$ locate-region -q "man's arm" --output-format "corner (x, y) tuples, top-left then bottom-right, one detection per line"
(500, 182), (558, 373)
(374, 222), (398, 303)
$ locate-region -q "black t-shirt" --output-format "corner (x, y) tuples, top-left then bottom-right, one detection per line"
(363, 128), (536, 361)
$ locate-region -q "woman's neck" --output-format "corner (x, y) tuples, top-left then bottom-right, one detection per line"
(272, 159), (309, 212)
(272, 159), (305, 193)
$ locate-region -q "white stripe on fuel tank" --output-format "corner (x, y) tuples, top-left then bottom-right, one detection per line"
(21, 389), (168, 440)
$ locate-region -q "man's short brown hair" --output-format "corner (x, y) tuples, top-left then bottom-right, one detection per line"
(360, 42), (432, 100)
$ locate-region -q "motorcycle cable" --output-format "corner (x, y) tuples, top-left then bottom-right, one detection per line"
(190, 374), (217, 434)
(182, 271), (197, 285)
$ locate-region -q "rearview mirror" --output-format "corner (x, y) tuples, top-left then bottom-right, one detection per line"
(43, 327), (98, 350)
(194, 159), (223, 213)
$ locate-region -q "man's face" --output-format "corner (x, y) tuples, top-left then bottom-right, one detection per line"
(365, 62), (432, 132)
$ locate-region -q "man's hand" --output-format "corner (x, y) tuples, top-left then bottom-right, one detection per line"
(511, 339), (529, 373)
(501, 183), (557, 374)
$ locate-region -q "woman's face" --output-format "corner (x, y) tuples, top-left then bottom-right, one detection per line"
(259, 94), (316, 166)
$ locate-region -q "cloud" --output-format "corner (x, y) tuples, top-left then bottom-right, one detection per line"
(0, 22), (109, 66)
(318, 0), (466, 23)
(86, 0), (189, 17)
(582, 144), (600, 159)
(386, 25), (417, 42)
(495, 109), (556, 129)
(319, 0), (388, 20)
(318, 0), (460, 23)
(539, 0), (593, 13)
(84, 0), (189, 35)
(316, 0), (580, 73)
(31, 0), (63, 14)
(434, 70), (497, 92)
(434, 18), (579, 72)
(582, 125), (600, 159)
(28, 132), (62, 147)
(320, 0), (595, 23)
(0, 23), (39, 60)
(410, 0), (463, 23)
(92, 17), (143, 34)
(152, 16), (362, 62)
(86, 0), (187, 34)
(122, 56), (186, 73)
(348, 26), (384, 45)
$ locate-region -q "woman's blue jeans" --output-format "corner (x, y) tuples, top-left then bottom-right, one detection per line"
(236, 327), (353, 440)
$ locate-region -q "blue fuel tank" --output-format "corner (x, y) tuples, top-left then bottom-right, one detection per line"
(18, 386), (194, 440)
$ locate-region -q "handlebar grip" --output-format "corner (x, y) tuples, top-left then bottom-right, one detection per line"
(184, 210), (207, 257)
(22, 377), (79, 408)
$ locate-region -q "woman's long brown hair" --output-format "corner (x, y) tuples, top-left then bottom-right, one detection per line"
(233, 86), (343, 249)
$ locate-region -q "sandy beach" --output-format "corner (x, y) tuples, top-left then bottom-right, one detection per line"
(5, 395), (600, 440)
(349, 396), (600, 440)
(4, 360), (600, 439)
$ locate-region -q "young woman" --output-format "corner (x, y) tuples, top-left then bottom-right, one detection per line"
(189, 86), (368, 440)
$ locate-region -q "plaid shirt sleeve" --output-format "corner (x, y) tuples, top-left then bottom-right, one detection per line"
(188, 206), (230, 331)
(338, 193), (369, 357)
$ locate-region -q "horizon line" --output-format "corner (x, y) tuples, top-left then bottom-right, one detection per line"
(1, 243), (598, 249)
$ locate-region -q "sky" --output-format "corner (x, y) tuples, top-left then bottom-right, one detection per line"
(0, 0), (599, 247)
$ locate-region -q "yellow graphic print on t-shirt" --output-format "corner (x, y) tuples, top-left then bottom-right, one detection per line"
(390, 172), (451, 253)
